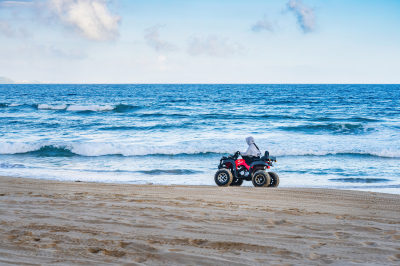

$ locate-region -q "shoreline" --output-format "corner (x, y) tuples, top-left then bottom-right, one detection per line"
(1, 175), (400, 265)
(2, 174), (400, 195)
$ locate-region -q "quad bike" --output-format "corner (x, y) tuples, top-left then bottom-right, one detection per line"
(214, 151), (279, 187)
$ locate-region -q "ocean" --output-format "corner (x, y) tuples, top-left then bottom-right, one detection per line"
(0, 84), (399, 193)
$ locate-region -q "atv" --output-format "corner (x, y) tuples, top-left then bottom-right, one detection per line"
(214, 151), (279, 187)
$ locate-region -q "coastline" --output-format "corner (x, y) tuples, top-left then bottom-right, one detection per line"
(0, 175), (399, 265)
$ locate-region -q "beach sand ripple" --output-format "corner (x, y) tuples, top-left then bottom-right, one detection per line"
(0, 176), (399, 265)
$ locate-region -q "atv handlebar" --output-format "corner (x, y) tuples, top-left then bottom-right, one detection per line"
(225, 151), (240, 160)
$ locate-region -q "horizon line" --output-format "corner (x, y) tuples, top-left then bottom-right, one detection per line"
(1, 83), (400, 85)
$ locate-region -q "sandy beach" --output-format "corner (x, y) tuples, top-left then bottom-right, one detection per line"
(0, 176), (399, 265)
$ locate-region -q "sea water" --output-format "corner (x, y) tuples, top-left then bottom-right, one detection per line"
(0, 84), (399, 194)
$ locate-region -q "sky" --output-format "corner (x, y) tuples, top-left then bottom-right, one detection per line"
(0, 0), (399, 83)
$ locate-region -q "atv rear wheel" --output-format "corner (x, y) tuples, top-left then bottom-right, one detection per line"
(268, 172), (280, 187)
(252, 170), (271, 187)
(214, 169), (233, 187)
(230, 178), (243, 186)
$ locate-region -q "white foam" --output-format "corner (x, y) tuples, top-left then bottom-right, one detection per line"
(38, 104), (67, 110)
(0, 142), (42, 154)
(66, 105), (114, 112)
(69, 142), (214, 156)
(0, 140), (399, 158)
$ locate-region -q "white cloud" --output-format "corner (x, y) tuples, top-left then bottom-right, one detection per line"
(144, 25), (177, 52)
(0, 20), (15, 37)
(187, 35), (243, 57)
(252, 16), (273, 32)
(287, 0), (315, 33)
(47, 0), (120, 41)
(0, 1), (33, 7)
(0, 1), (32, 38)
(45, 44), (87, 59)
(0, 19), (30, 38)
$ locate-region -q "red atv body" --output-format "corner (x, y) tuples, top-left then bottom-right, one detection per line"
(214, 151), (279, 187)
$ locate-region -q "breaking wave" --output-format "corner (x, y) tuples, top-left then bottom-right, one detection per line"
(3, 103), (141, 113)
(312, 117), (381, 123)
(99, 122), (194, 131)
(66, 105), (115, 112)
(279, 123), (374, 134)
(38, 104), (68, 110)
(1, 142), (399, 158)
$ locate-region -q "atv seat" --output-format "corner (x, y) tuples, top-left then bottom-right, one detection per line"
(261, 151), (276, 162)
(242, 155), (260, 165)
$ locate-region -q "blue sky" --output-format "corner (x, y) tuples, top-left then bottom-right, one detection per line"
(0, 0), (399, 83)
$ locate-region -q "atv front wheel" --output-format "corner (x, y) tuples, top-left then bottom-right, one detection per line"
(268, 172), (280, 187)
(230, 178), (243, 186)
(214, 169), (233, 187)
(252, 170), (271, 187)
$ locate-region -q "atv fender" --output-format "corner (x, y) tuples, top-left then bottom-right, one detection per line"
(250, 161), (268, 172)
(219, 158), (238, 178)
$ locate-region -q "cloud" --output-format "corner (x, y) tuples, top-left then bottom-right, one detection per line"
(11, 41), (86, 60)
(47, 0), (120, 41)
(187, 35), (243, 57)
(46, 45), (87, 59)
(0, 0), (33, 7)
(0, 1), (32, 38)
(0, 20), (15, 37)
(287, 0), (315, 33)
(144, 25), (177, 52)
(0, 19), (30, 38)
(252, 16), (273, 32)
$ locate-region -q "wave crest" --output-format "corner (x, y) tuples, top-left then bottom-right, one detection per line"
(38, 104), (68, 110)
(279, 123), (374, 134)
(66, 105), (114, 112)
(3, 103), (140, 113)
(0, 142), (399, 158)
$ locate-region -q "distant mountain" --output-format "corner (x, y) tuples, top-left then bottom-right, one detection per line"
(0, 76), (14, 84)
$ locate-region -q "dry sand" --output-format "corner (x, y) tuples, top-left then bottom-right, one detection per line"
(0, 176), (399, 265)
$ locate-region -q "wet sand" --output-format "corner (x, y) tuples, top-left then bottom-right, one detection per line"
(0, 176), (399, 265)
